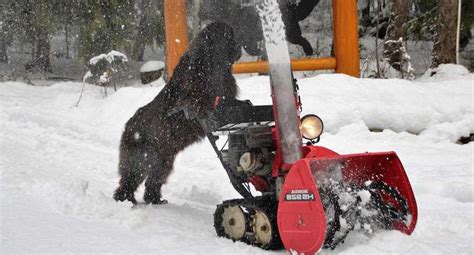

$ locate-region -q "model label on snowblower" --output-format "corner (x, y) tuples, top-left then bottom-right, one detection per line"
(285, 189), (315, 201)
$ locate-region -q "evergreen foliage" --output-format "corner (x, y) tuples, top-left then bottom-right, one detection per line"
(405, 0), (472, 48)
(0, 0), (471, 76)
(76, 0), (135, 62)
(1, 0), (165, 68)
(132, 0), (165, 61)
(7, 0), (62, 71)
(0, 1), (15, 62)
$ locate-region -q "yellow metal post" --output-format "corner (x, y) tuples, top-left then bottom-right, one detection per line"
(164, 0), (189, 79)
(232, 57), (336, 74)
(163, 1), (360, 76)
(332, 0), (360, 77)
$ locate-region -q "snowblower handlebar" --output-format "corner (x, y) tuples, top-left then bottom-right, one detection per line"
(169, 99), (274, 133)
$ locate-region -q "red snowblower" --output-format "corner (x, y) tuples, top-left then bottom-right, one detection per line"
(182, 3), (417, 253)
(193, 72), (418, 253)
(162, 0), (416, 253)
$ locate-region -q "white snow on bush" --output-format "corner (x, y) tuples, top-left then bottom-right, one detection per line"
(89, 53), (107, 65)
(89, 50), (128, 66)
(140, 60), (165, 73)
(0, 72), (473, 254)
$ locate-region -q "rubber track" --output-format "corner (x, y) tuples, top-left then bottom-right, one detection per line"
(214, 196), (283, 250)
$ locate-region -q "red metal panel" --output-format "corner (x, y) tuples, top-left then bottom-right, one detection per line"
(278, 159), (327, 254)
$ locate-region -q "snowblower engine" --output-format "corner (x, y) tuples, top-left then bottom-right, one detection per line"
(226, 125), (274, 178)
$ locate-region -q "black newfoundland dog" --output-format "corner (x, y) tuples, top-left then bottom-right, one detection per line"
(114, 22), (241, 204)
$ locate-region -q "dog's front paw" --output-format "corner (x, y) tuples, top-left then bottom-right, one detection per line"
(114, 188), (137, 204)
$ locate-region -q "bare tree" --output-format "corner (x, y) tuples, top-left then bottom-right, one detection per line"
(0, 34), (8, 63)
(431, 0), (458, 68)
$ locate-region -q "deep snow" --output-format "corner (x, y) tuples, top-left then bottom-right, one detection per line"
(1, 66), (473, 254)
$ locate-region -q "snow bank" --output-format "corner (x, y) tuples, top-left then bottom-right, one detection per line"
(237, 73), (473, 143)
(1, 72), (473, 254)
(420, 64), (472, 81)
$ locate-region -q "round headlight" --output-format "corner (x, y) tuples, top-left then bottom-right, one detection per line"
(300, 114), (324, 140)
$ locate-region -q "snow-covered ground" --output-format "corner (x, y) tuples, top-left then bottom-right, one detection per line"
(1, 65), (473, 254)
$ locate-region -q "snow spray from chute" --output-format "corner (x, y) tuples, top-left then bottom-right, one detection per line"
(256, 0), (302, 164)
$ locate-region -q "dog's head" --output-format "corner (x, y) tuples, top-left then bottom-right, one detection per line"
(187, 22), (242, 69)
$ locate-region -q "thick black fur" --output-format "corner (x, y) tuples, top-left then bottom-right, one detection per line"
(114, 22), (241, 204)
(199, 0), (319, 56)
(281, 0), (320, 56)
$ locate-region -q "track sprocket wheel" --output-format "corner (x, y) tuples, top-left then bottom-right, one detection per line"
(251, 207), (281, 250)
(214, 204), (247, 241)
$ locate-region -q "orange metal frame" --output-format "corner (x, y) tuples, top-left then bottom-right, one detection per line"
(164, 0), (359, 78)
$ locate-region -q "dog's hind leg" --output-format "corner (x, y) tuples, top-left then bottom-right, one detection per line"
(144, 154), (176, 204)
(114, 145), (148, 204)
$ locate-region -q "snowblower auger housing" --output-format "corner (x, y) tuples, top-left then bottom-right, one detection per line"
(178, 78), (418, 253)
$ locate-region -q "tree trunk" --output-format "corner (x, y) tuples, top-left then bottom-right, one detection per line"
(431, 0), (458, 68)
(0, 36), (7, 63)
(34, 31), (52, 72)
(361, 0), (372, 30)
(375, 1), (381, 77)
(132, 18), (146, 61)
(386, 0), (408, 40)
(65, 24), (70, 59)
